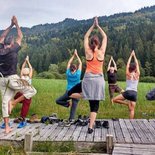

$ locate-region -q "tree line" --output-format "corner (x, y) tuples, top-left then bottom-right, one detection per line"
(1, 5), (155, 81)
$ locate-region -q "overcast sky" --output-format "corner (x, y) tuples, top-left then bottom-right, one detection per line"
(0, 0), (155, 29)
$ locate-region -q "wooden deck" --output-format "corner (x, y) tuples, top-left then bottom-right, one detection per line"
(0, 119), (155, 144)
(112, 143), (155, 155)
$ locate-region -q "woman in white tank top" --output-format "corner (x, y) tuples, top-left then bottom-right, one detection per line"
(113, 50), (140, 119)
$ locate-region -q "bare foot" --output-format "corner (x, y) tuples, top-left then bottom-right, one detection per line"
(8, 100), (14, 114)
(5, 126), (12, 134)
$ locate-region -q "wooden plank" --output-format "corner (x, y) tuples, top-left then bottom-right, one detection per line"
(149, 119), (155, 129)
(24, 133), (33, 152)
(72, 125), (83, 141)
(130, 119), (150, 143)
(93, 128), (101, 142)
(107, 119), (116, 142)
(85, 129), (94, 142)
(143, 119), (155, 143)
(119, 119), (132, 143)
(124, 119), (141, 143)
(101, 119), (109, 142)
(48, 126), (64, 140)
(15, 123), (42, 141)
(113, 143), (155, 155)
(113, 120), (125, 143)
(54, 127), (69, 141)
(40, 123), (59, 141)
(78, 125), (88, 141)
(114, 143), (155, 148)
(33, 123), (54, 141)
(2, 123), (38, 140)
(62, 124), (77, 141)
(137, 119), (154, 143)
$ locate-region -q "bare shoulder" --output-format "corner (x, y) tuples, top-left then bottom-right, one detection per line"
(85, 49), (93, 60)
(96, 50), (104, 60)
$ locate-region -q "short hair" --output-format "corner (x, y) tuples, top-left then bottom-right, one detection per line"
(70, 64), (77, 72)
(4, 36), (14, 45)
(22, 68), (30, 75)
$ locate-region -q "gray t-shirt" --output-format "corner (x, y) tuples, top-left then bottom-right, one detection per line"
(0, 43), (21, 77)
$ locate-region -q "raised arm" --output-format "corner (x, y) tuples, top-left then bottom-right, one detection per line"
(0, 17), (14, 44)
(133, 51), (140, 76)
(26, 56), (33, 78)
(74, 49), (82, 71)
(95, 17), (107, 54)
(21, 59), (27, 77)
(84, 19), (95, 53)
(126, 51), (133, 75)
(112, 57), (117, 71)
(107, 57), (112, 71)
(67, 52), (75, 69)
(13, 16), (23, 46)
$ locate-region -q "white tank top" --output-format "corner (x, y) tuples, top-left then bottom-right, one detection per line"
(21, 76), (32, 85)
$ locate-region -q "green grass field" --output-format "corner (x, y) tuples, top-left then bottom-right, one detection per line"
(1, 79), (155, 120)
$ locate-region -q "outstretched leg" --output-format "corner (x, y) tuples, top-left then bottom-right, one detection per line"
(113, 94), (129, 106)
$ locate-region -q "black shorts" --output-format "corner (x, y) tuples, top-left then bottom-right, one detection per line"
(109, 84), (122, 98)
(122, 90), (137, 102)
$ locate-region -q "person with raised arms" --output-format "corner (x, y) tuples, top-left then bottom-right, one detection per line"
(56, 49), (82, 126)
(0, 16), (36, 133)
(67, 16), (107, 133)
(113, 50), (140, 119)
(107, 56), (123, 104)
(12, 56), (35, 128)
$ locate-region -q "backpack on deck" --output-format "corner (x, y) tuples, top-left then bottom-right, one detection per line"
(146, 88), (155, 100)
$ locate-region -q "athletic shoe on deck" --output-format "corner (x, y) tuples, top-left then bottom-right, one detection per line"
(17, 121), (27, 128)
(102, 121), (109, 129)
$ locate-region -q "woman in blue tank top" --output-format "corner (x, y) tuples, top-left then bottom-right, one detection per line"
(113, 50), (140, 119)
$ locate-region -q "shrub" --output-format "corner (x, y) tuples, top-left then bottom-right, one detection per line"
(140, 76), (155, 83)
(37, 72), (55, 79)
(117, 68), (126, 81)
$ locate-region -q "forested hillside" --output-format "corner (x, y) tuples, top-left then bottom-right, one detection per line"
(1, 5), (155, 79)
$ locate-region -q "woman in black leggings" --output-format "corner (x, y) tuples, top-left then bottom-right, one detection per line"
(68, 17), (107, 134)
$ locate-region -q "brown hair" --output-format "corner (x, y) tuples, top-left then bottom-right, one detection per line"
(70, 64), (77, 72)
(90, 35), (100, 51)
(129, 63), (136, 73)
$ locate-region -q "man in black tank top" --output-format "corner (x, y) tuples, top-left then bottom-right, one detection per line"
(107, 57), (123, 104)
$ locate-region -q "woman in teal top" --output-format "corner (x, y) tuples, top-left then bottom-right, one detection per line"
(56, 49), (82, 124)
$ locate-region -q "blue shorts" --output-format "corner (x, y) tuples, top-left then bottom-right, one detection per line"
(122, 90), (137, 102)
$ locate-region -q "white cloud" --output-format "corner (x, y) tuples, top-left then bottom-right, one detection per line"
(0, 0), (155, 29)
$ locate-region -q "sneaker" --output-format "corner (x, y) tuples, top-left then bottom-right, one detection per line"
(87, 128), (93, 134)
(14, 117), (24, 123)
(1, 122), (11, 129)
(95, 120), (102, 128)
(58, 120), (65, 127)
(17, 121), (27, 128)
(102, 121), (109, 129)
(112, 118), (119, 121)
(28, 114), (40, 123)
(64, 119), (74, 127)
(49, 113), (60, 123)
(41, 116), (49, 123)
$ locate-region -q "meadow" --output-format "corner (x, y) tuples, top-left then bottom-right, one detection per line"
(1, 79), (155, 120)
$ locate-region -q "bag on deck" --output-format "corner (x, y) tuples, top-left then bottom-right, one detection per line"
(146, 88), (155, 100)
